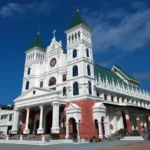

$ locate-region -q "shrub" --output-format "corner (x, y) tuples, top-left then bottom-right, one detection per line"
(118, 128), (127, 136)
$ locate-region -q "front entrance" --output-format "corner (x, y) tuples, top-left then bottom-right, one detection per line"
(69, 118), (77, 139)
(46, 111), (52, 134)
(35, 120), (39, 134)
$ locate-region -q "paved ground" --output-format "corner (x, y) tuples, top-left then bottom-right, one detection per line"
(0, 140), (147, 150)
(100, 141), (150, 150)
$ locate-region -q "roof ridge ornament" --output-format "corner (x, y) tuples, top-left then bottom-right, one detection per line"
(52, 29), (57, 40)
(77, 6), (79, 12)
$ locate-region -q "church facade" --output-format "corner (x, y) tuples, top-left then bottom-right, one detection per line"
(11, 11), (150, 140)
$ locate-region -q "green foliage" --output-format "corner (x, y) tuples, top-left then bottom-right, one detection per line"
(118, 128), (127, 135)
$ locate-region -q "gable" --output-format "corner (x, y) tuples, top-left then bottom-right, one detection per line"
(113, 64), (139, 84)
(47, 38), (62, 52)
(93, 102), (106, 109)
(65, 103), (81, 111)
(15, 87), (52, 101)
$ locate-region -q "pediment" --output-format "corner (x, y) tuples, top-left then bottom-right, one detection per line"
(65, 103), (81, 111)
(47, 38), (62, 51)
(14, 87), (53, 101)
(93, 102), (106, 110)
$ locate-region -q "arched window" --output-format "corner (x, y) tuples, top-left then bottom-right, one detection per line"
(49, 77), (56, 86)
(27, 68), (31, 75)
(88, 81), (92, 95)
(73, 49), (77, 58)
(75, 33), (77, 39)
(73, 82), (79, 95)
(87, 65), (91, 76)
(78, 31), (80, 38)
(26, 81), (30, 90)
(40, 81), (43, 88)
(63, 87), (66, 96)
(86, 48), (89, 57)
(73, 65), (78, 77)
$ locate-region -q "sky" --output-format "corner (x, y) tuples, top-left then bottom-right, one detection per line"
(0, 0), (150, 105)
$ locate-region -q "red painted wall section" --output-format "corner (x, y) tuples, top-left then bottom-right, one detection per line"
(20, 110), (26, 135)
(126, 119), (132, 132)
(136, 120), (141, 132)
(20, 109), (40, 134)
(73, 100), (98, 139)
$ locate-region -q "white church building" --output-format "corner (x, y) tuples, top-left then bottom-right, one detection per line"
(9, 10), (150, 140)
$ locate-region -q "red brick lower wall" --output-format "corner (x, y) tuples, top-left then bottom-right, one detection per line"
(71, 100), (99, 139)
(136, 120), (141, 132)
(20, 109), (40, 134)
(126, 119), (132, 132)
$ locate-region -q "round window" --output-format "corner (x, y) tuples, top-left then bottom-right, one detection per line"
(50, 58), (56, 67)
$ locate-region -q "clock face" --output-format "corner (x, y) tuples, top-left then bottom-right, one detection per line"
(50, 58), (56, 67)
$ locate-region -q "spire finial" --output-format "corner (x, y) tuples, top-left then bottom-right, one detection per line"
(52, 29), (57, 39)
(77, 6), (79, 12)
(37, 24), (40, 35)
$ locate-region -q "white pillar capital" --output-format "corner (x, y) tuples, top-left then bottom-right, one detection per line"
(26, 108), (30, 111)
(51, 101), (60, 107)
(39, 105), (43, 109)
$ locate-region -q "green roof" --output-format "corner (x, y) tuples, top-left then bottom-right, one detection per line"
(28, 33), (45, 50)
(114, 64), (139, 83)
(67, 11), (90, 30)
(94, 64), (125, 84)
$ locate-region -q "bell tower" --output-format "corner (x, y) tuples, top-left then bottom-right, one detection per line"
(65, 10), (95, 98)
(22, 33), (45, 93)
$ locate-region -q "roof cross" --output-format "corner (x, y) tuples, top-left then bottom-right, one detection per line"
(52, 29), (56, 39)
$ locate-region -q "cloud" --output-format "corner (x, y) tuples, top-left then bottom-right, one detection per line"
(98, 54), (124, 68)
(132, 72), (150, 80)
(83, 1), (150, 52)
(0, 1), (53, 18)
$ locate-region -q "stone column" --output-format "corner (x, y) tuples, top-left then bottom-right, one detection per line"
(106, 114), (111, 137)
(125, 110), (132, 132)
(23, 108), (30, 134)
(37, 105), (44, 134)
(104, 122), (108, 138)
(113, 115), (118, 133)
(136, 116), (141, 132)
(76, 123), (80, 140)
(51, 101), (60, 133)
(65, 123), (69, 139)
(98, 122), (102, 138)
(119, 115), (124, 129)
(11, 109), (19, 134)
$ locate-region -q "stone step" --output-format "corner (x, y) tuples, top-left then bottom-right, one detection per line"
(120, 136), (144, 141)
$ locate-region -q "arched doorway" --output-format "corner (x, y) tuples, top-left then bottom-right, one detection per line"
(131, 115), (137, 130)
(35, 120), (39, 134)
(122, 111), (127, 129)
(46, 111), (52, 134)
(94, 119), (99, 135)
(69, 117), (77, 139)
(101, 117), (105, 137)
